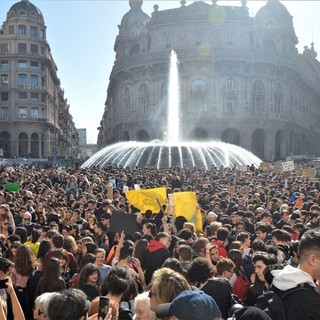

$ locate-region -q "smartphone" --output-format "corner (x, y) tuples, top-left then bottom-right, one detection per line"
(98, 297), (110, 319)
(0, 279), (7, 289)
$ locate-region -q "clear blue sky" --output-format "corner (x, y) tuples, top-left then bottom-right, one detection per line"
(1, 1), (319, 144)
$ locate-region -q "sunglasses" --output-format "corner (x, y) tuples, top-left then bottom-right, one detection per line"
(24, 218), (31, 221)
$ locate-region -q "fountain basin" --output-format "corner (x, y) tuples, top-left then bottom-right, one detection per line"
(82, 140), (261, 169)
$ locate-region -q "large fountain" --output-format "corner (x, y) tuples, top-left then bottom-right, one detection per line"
(82, 51), (261, 169)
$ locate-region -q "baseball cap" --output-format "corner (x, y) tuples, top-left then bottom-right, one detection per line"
(156, 290), (221, 320)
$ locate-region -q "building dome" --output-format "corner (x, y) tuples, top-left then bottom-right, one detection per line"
(255, 0), (292, 24)
(7, 0), (44, 23)
(120, 0), (150, 28)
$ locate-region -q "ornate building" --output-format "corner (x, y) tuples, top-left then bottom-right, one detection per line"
(98, 0), (320, 161)
(0, 0), (78, 159)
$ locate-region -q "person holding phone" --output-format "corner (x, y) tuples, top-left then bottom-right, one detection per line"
(0, 275), (25, 320)
(0, 257), (15, 316)
(47, 288), (112, 320)
(89, 267), (133, 320)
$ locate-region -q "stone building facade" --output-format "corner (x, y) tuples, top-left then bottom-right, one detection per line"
(0, 0), (78, 159)
(98, 0), (320, 161)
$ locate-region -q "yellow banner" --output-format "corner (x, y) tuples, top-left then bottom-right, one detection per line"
(125, 187), (167, 213)
(173, 192), (202, 232)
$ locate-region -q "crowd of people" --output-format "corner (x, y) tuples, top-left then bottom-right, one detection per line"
(0, 160), (320, 320)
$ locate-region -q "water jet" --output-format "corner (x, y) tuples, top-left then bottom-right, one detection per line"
(82, 51), (261, 169)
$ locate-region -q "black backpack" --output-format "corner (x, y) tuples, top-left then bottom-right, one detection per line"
(263, 284), (309, 320)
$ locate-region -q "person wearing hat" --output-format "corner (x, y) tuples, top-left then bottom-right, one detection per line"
(228, 306), (271, 320)
(156, 290), (222, 320)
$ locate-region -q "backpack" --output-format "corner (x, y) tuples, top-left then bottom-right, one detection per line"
(233, 269), (251, 304)
(262, 284), (309, 320)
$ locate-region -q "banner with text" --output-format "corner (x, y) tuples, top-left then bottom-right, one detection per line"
(172, 192), (202, 232)
(125, 187), (167, 213)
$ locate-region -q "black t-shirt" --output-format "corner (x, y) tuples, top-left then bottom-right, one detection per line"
(201, 278), (233, 319)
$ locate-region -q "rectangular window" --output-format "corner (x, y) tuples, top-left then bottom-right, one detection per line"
(18, 92), (27, 100)
(227, 32), (233, 45)
(30, 61), (38, 70)
(18, 43), (27, 54)
(31, 107), (39, 118)
(41, 29), (45, 39)
(41, 94), (46, 103)
(41, 76), (45, 87)
(41, 46), (45, 55)
(0, 61), (9, 70)
(0, 107), (9, 119)
(0, 44), (8, 54)
(18, 25), (27, 35)
(0, 92), (9, 101)
(165, 36), (171, 49)
(18, 74), (27, 87)
(8, 25), (14, 35)
(196, 33), (202, 45)
(18, 60), (27, 69)
(31, 75), (39, 86)
(30, 26), (38, 37)
(0, 74), (9, 86)
(30, 44), (38, 54)
(31, 93), (39, 101)
(18, 107), (27, 118)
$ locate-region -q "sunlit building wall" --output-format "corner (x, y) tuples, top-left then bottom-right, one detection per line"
(98, 0), (320, 161)
(0, 0), (78, 159)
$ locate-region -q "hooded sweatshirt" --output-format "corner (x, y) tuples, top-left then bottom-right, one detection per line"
(142, 239), (171, 285)
(271, 265), (315, 291)
(268, 265), (320, 320)
(148, 239), (167, 253)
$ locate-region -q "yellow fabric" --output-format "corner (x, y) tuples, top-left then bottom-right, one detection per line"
(24, 241), (40, 257)
(173, 192), (202, 232)
(125, 187), (167, 213)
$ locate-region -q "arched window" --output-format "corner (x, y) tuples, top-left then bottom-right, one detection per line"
(124, 87), (131, 116)
(223, 78), (238, 112)
(133, 27), (141, 37)
(252, 80), (265, 112)
(265, 20), (275, 31)
(139, 83), (149, 114)
(191, 80), (207, 112)
(274, 83), (283, 114)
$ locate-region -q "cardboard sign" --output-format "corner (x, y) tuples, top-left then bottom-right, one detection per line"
(109, 210), (139, 236)
(302, 168), (313, 177)
(282, 161), (294, 172)
(239, 165), (248, 172)
(228, 185), (236, 195)
(107, 183), (113, 201)
(259, 162), (271, 171)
